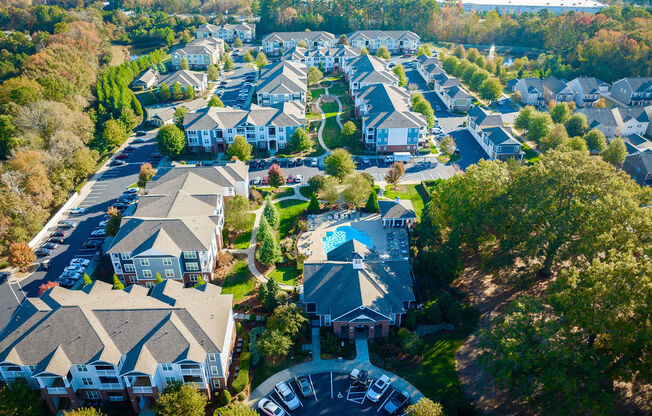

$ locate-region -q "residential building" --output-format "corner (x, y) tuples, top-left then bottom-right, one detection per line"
(467, 105), (504, 142)
(146, 98), (207, 127)
(416, 55), (443, 85)
(515, 78), (545, 107)
(622, 134), (652, 156)
(343, 55), (398, 94)
(184, 102), (305, 153)
(611, 77), (652, 107)
(618, 107), (650, 137)
(256, 61), (307, 106)
(171, 37), (224, 70)
(623, 149), (652, 186)
(347, 30), (420, 54)
(506, 78), (519, 92)
(156, 70), (207, 94)
(354, 83), (410, 117)
(303, 240), (415, 339)
(195, 23), (256, 43)
(107, 161), (249, 287)
(476, 126), (524, 161)
(437, 0), (606, 14)
(543, 76), (574, 104)
(645, 106), (652, 136)
(0, 280), (235, 414)
(132, 69), (158, 90)
(262, 31), (336, 55)
(441, 85), (473, 111)
(577, 107), (650, 138)
(281, 45), (360, 72)
(567, 77), (605, 107)
(379, 198), (417, 228)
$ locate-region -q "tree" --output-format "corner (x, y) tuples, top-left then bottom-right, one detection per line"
(442, 56), (459, 75)
(550, 102), (571, 124)
(155, 382), (207, 416)
(392, 64), (408, 87)
(102, 119), (127, 148)
(225, 195), (250, 232)
(479, 77), (502, 102)
(84, 273), (92, 286)
(64, 408), (106, 416)
(223, 54), (234, 71)
(565, 113), (589, 137)
(0, 378), (46, 416)
(268, 304), (308, 338)
(257, 231), (281, 266)
(105, 206), (122, 237)
(233, 38), (243, 48)
(214, 403), (258, 416)
(207, 64), (220, 80)
(257, 329), (292, 359)
(514, 106), (535, 132)
(417, 44), (433, 57)
(138, 163), (156, 187)
(338, 34), (348, 45)
(470, 70), (489, 91)
(342, 174), (372, 207)
(256, 52), (268, 71)
(156, 125), (186, 157)
(375, 46), (390, 60)
(174, 107), (188, 130)
(307, 193), (320, 214)
(583, 129), (607, 153)
(462, 64), (478, 84)
(172, 82), (184, 101)
(39, 281), (59, 295)
(243, 51), (254, 62)
(256, 282), (268, 304)
(228, 135), (253, 162)
(319, 176), (340, 205)
(385, 162), (406, 189)
(439, 135), (455, 156)
(412, 94), (435, 129)
(155, 272), (163, 283)
(180, 57), (189, 70)
(297, 40), (308, 48)
(267, 163), (286, 188)
(264, 279), (280, 311)
(567, 136), (588, 152)
(341, 121), (358, 146)
(185, 85), (195, 100)
(405, 398), (444, 416)
(208, 95), (224, 107)
(217, 390), (231, 406)
(540, 123), (569, 151)
(453, 45), (466, 58)
(112, 275), (124, 290)
(527, 112), (553, 142)
(365, 190), (379, 213)
(307, 66), (323, 86)
(601, 138), (626, 167)
(263, 196), (280, 228)
(9, 241), (34, 272)
(324, 148), (355, 180)
(157, 82), (171, 101)
(290, 127), (312, 152)
(511, 90), (522, 106)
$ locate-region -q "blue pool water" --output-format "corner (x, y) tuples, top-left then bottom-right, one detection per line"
(322, 226), (373, 254)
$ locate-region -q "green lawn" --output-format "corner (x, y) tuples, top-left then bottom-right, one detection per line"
(274, 199), (310, 239)
(383, 184), (428, 219)
(220, 260), (255, 302)
(251, 359), (294, 390)
(254, 187), (295, 199)
(299, 186), (313, 198)
(268, 264), (298, 286)
(311, 88), (325, 100)
(226, 213), (255, 249)
(522, 143), (541, 163)
(328, 82), (347, 97)
(319, 101), (342, 148)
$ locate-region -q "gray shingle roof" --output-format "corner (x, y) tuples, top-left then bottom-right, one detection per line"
(543, 76), (568, 95)
(577, 108), (619, 129)
(483, 126), (521, 147)
(157, 70), (206, 89)
(184, 102), (305, 131)
(363, 111), (426, 130)
(262, 31), (335, 43)
(571, 76), (602, 95)
(174, 37), (223, 56)
(347, 30), (420, 42)
(257, 61), (307, 95)
(357, 84), (410, 113)
(379, 199), (417, 220)
(468, 106), (503, 128)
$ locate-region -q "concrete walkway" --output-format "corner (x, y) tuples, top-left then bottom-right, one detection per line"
(311, 327), (321, 362)
(354, 334), (370, 363)
(315, 84), (345, 160)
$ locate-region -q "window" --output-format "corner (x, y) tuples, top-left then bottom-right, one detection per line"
(324, 315), (331, 326)
(207, 353), (216, 361)
(142, 270), (153, 278)
(210, 366), (219, 376)
(165, 377), (176, 385)
(189, 274), (199, 283)
(145, 281), (154, 288)
(82, 378), (93, 386)
(163, 258), (173, 266)
(187, 262), (199, 271)
(162, 363), (173, 371)
(139, 259), (150, 266)
(183, 251), (197, 259)
(86, 390), (99, 399)
(212, 379), (220, 389)
(165, 269), (175, 278)
(124, 264), (135, 272)
(76, 364), (88, 372)
(120, 253), (131, 260)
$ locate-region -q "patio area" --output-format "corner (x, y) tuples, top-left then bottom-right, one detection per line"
(300, 211), (409, 262)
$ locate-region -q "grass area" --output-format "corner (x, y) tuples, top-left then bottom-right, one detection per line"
(308, 140), (326, 157)
(253, 187), (295, 199)
(383, 184), (428, 219)
(299, 186), (313, 198)
(522, 143), (541, 163)
(328, 82), (347, 97)
(319, 101), (342, 148)
(224, 213), (255, 249)
(134, 89), (157, 108)
(311, 88), (325, 100)
(268, 264), (299, 286)
(220, 260), (255, 302)
(438, 153), (461, 164)
(274, 199), (310, 239)
(251, 359), (294, 390)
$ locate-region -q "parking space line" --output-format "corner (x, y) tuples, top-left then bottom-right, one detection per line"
(377, 389), (394, 413)
(288, 382), (302, 407)
(308, 374), (317, 402)
(268, 396), (289, 414)
(330, 372), (333, 399)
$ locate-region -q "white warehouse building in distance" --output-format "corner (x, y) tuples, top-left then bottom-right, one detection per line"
(437, 0), (606, 14)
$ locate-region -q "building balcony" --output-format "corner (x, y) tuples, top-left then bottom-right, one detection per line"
(132, 386), (153, 394)
(180, 367), (203, 376)
(47, 387), (68, 395)
(100, 383), (123, 390)
(95, 370), (117, 377)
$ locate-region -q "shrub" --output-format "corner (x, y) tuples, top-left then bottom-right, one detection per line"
(217, 390), (231, 406)
(426, 302), (442, 324)
(400, 331), (424, 356)
(236, 322), (243, 335)
(405, 309), (417, 330)
(249, 326), (266, 366)
(231, 352), (250, 394)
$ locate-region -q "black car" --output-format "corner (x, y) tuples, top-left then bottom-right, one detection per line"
(109, 159), (126, 166)
(113, 202), (129, 210)
(82, 240), (102, 249)
(51, 230), (66, 237)
(35, 247), (53, 257)
(132, 138), (145, 144)
(124, 146), (136, 151)
(57, 278), (76, 288)
(48, 237), (64, 244)
(0, 271), (10, 282)
(136, 130), (147, 136)
(41, 242), (57, 249)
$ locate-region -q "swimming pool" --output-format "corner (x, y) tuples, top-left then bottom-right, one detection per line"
(322, 226), (373, 254)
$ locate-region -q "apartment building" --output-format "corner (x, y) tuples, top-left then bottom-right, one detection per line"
(439, 0), (606, 14)
(416, 54), (443, 85)
(542, 76), (574, 104)
(171, 37), (224, 70)
(195, 23), (256, 43)
(347, 30), (420, 54)
(184, 102), (306, 153)
(567, 76), (607, 107)
(343, 54), (398, 95)
(611, 77), (652, 107)
(262, 31), (336, 55)
(432, 73), (472, 111)
(577, 107), (650, 138)
(156, 70), (208, 94)
(467, 106), (523, 161)
(515, 78), (545, 107)
(107, 161), (249, 287)
(0, 280), (235, 414)
(256, 61), (307, 105)
(281, 45), (361, 72)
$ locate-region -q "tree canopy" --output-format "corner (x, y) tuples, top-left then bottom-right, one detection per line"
(227, 135), (253, 162)
(156, 124), (186, 156)
(324, 148), (355, 180)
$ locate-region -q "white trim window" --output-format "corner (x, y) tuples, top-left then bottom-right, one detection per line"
(81, 377), (93, 386)
(163, 258), (173, 266)
(145, 282), (154, 288)
(212, 379), (220, 389)
(165, 377), (176, 385)
(139, 259), (150, 266)
(162, 363), (173, 371)
(86, 390), (99, 399)
(76, 364), (88, 372)
(120, 253), (131, 260)
(187, 262), (199, 271)
(189, 274), (199, 283)
(165, 269), (175, 278)
(324, 315), (331, 326)
(210, 366), (219, 376)
(207, 353), (216, 361)
(124, 264), (135, 272)
(183, 251), (197, 259)
(142, 270), (153, 278)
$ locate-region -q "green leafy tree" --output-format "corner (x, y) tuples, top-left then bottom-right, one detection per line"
(224, 54), (234, 71)
(405, 398), (445, 416)
(412, 95), (435, 129)
(342, 174), (372, 207)
(156, 124), (186, 157)
(540, 123), (569, 151)
(338, 35), (348, 45)
(225, 194), (251, 232)
(365, 190), (379, 213)
(208, 95), (224, 107)
(567, 136), (588, 152)
(469, 70), (489, 91)
(194, 275), (206, 287)
(359, 47), (369, 55)
(307, 193), (320, 214)
(583, 129), (607, 153)
(180, 57), (189, 70)
(157, 82), (171, 101)
(264, 279), (280, 311)
(227, 135), (253, 162)
(155, 272), (163, 283)
(417, 44), (433, 57)
(174, 107), (188, 130)
(256, 52), (269, 71)
(479, 77), (502, 102)
(439, 135), (455, 156)
(172, 82), (184, 101)
(263, 196), (280, 228)
(514, 105), (535, 132)
(243, 51), (254, 62)
(375, 45), (390, 60)
(0, 378), (46, 416)
(324, 148), (355, 180)
(392, 64), (408, 87)
(267, 303), (308, 338)
(207, 64), (220, 80)
(102, 119), (127, 148)
(319, 176), (340, 206)
(341, 121), (358, 146)
(185, 85), (195, 100)
(155, 382), (207, 416)
(307, 66), (323, 86)
(442, 56), (459, 74)
(462, 64), (478, 84)
(565, 113), (589, 137)
(600, 137), (626, 167)
(527, 112), (553, 142)
(297, 40), (307, 48)
(214, 402), (258, 416)
(257, 329), (292, 359)
(256, 282), (268, 304)
(64, 407), (106, 416)
(290, 127), (312, 152)
(550, 102), (571, 124)
(217, 390), (231, 407)
(233, 38), (243, 48)
(112, 275), (124, 290)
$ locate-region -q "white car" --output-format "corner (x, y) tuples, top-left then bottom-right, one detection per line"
(294, 174), (303, 183)
(69, 207), (85, 215)
(70, 258), (90, 267)
(99, 219), (109, 227)
(125, 187), (139, 194)
(310, 158), (318, 167)
(90, 229), (106, 237)
(274, 381), (301, 410)
(252, 177), (262, 185)
(384, 155), (394, 163)
(257, 398), (286, 416)
(60, 271), (81, 280)
(431, 127), (443, 134)
(64, 265), (82, 273)
(366, 374), (391, 402)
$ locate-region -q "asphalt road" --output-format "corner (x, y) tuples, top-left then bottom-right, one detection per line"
(218, 46), (258, 109)
(0, 132), (158, 330)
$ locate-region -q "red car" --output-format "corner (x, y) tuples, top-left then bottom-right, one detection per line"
(115, 153), (128, 160)
(261, 177), (269, 185)
(403, 53), (412, 58)
(287, 174), (295, 183)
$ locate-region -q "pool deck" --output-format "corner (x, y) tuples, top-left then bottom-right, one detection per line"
(300, 212), (408, 262)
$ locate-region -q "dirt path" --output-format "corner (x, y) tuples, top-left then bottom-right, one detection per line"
(110, 45), (130, 66)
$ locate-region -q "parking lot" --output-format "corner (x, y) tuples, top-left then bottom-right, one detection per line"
(216, 46), (257, 109)
(258, 372), (411, 416)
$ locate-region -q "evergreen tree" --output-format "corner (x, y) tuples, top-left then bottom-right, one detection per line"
(208, 95), (224, 107)
(172, 82), (184, 100)
(365, 191), (379, 213)
(112, 275), (124, 290)
(184, 85), (195, 99)
(155, 272), (163, 283)
(180, 57), (189, 70)
(307, 193), (320, 214)
(263, 196), (280, 228)
(257, 216), (273, 243)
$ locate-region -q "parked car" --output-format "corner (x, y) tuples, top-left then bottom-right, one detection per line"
(82, 240), (102, 249)
(99, 219), (109, 227)
(261, 177), (269, 185)
(287, 174), (295, 183)
(136, 130), (147, 136)
(362, 157), (370, 165)
(0, 271), (10, 282)
(64, 265), (82, 273)
(110, 159), (126, 166)
(274, 381), (301, 410)
(35, 247), (53, 257)
(125, 187), (139, 194)
(115, 153), (128, 160)
(90, 229), (106, 237)
(431, 127), (443, 134)
(252, 177), (261, 185)
(70, 258), (90, 267)
(51, 230), (66, 237)
(57, 277), (76, 288)
(57, 220), (75, 229)
(48, 237), (64, 244)
(294, 174), (303, 183)
(349, 368), (370, 387)
(41, 242), (57, 250)
(403, 53), (412, 58)
(69, 207), (85, 215)
(435, 106), (441, 112)
(384, 391), (410, 414)
(132, 138), (145, 144)
(384, 155), (394, 164)
(294, 375), (313, 397)
(310, 158), (318, 167)
(257, 398), (286, 416)
(124, 146), (136, 152)
(113, 202), (128, 210)
(366, 375), (391, 402)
